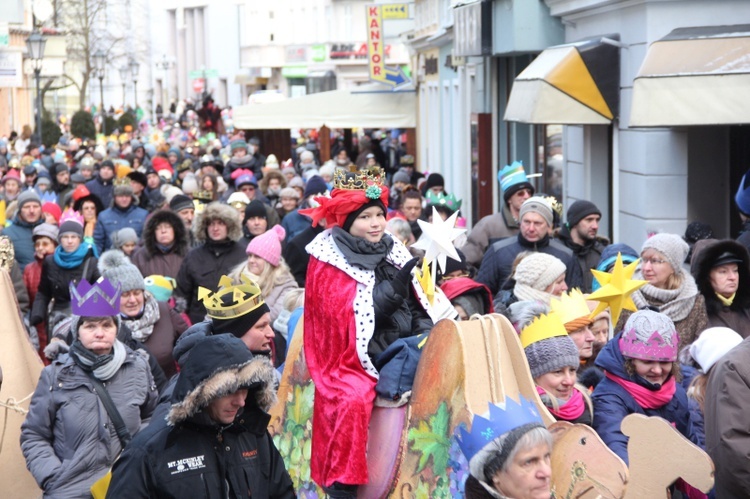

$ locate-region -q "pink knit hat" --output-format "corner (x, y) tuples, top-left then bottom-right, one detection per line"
(246, 225), (286, 266)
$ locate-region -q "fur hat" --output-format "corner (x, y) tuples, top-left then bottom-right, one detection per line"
(566, 200), (601, 228)
(513, 253), (567, 292)
(98, 249), (145, 293)
(619, 310), (679, 362)
(113, 178), (134, 198)
(195, 202), (242, 244)
(689, 327), (743, 372)
(246, 225), (285, 267)
(519, 196), (553, 228)
(279, 187), (300, 200)
(641, 233), (689, 275)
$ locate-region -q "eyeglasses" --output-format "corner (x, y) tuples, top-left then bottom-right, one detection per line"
(641, 257), (667, 266)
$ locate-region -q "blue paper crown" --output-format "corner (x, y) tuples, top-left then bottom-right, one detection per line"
(69, 278), (121, 317)
(735, 169), (750, 215)
(457, 396), (543, 464)
(40, 191), (58, 205)
(497, 161), (529, 192)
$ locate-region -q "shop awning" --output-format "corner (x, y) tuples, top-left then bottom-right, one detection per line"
(630, 25), (750, 127)
(504, 36), (620, 125)
(233, 86), (416, 129)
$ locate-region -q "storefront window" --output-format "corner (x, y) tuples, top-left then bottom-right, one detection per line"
(536, 124), (563, 201)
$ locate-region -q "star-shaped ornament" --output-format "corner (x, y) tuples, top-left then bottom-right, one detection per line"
(411, 207), (466, 274)
(588, 253), (648, 326)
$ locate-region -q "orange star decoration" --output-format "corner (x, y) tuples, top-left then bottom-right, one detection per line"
(588, 253), (648, 326)
(416, 258), (435, 305)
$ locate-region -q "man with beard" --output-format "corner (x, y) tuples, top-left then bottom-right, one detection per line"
(49, 163), (73, 209)
(556, 200), (608, 292)
(85, 160), (115, 208)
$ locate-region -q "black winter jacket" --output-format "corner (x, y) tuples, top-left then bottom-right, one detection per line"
(556, 225), (608, 293)
(30, 249), (99, 325)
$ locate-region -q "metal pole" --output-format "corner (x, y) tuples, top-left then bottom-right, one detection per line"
(35, 68), (42, 143)
(122, 83), (126, 107)
(133, 80), (138, 109)
(99, 75), (105, 135)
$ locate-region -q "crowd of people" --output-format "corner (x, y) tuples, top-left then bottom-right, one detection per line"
(1, 125), (749, 498)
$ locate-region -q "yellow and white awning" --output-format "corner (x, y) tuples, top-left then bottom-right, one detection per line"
(630, 25), (750, 127)
(504, 37), (619, 125)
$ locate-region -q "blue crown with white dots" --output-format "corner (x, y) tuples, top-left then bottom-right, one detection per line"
(457, 396), (544, 463)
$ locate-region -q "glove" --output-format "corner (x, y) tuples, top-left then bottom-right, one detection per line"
(391, 257), (420, 298)
(44, 339), (69, 360)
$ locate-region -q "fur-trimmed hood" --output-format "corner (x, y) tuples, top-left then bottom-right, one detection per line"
(142, 209), (188, 257)
(691, 238), (750, 313)
(193, 201), (242, 244)
(167, 334), (276, 425)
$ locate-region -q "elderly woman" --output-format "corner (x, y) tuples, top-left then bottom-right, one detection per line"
(131, 209), (189, 280)
(593, 310), (692, 464)
(460, 397), (553, 499)
(99, 250), (188, 378)
(690, 238), (750, 338)
(30, 210), (99, 329)
(21, 278), (158, 497)
(618, 233), (708, 350)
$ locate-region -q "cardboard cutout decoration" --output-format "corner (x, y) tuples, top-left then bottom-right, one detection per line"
(0, 269), (43, 496)
(589, 254), (647, 326)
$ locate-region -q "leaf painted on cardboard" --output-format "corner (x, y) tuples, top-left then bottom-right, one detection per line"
(407, 402), (451, 473)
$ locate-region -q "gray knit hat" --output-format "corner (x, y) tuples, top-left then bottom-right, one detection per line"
(519, 196), (553, 228)
(524, 334), (580, 379)
(17, 190), (42, 210)
(98, 249), (145, 293)
(513, 253), (567, 291)
(392, 169), (411, 185)
(641, 233), (689, 275)
(32, 223), (59, 242)
(113, 227), (139, 249)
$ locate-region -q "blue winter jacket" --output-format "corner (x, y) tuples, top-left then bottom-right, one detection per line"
(4, 214), (43, 271)
(591, 333), (692, 465)
(94, 203), (148, 253)
(84, 175), (114, 208)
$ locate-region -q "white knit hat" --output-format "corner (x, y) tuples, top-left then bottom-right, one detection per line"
(689, 327), (743, 372)
(513, 253), (567, 291)
(641, 233), (689, 274)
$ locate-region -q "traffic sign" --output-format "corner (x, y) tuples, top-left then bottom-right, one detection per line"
(192, 78), (205, 93)
(366, 4), (411, 88)
(382, 4), (409, 19)
(189, 69), (219, 79)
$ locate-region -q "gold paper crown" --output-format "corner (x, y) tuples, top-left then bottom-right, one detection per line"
(113, 176), (132, 187)
(333, 166), (385, 191)
(519, 312), (568, 349)
(543, 195), (563, 220)
(198, 275), (265, 320)
(549, 289), (592, 332)
(193, 190), (214, 202)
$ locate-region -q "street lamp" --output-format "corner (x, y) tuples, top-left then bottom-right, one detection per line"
(94, 49), (106, 135)
(119, 66), (128, 106)
(129, 58), (140, 109)
(25, 30), (46, 143)
(157, 54), (171, 115)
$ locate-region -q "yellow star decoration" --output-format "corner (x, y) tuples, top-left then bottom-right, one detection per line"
(588, 253), (648, 326)
(416, 258), (435, 305)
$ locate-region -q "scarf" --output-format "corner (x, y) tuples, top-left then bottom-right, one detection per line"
(716, 292), (735, 307)
(122, 293), (160, 341)
(332, 226), (394, 271)
(70, 339), (127, 381)
(604, 371), (676, 409)
(537, 385), (586, 421)
(632, 271), (699, 322)
(156, 242), (174, 254)
(53, 244), (90, 270)
(513, 283), (554, 304)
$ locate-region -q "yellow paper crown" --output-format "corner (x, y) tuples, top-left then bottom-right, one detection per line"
(198, 275), (265, 320)
(333, 166), (385, 191)
(549, 288), (592, 332)
(519, 312), (568, 349)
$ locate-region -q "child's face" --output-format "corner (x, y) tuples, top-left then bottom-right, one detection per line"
(121, 242), (137, 256)
(34, 237), (56, 260)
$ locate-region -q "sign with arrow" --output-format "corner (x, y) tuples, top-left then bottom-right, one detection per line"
(382, 3), (409, 19)
(366, 4), (411, 87)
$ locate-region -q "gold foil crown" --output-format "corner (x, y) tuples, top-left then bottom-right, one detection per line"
(550, 288), (592, 331)
(333, 166), (385, 191)
(198, 275), (265, 320)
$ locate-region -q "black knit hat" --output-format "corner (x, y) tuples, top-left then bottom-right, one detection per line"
(566, 200), (601, 228)
(342, 199), (386, 232)
(425, 173), (445, 190)
(212, 302), (270, 337)
(244, 200), (267, 220)
(169, 194), (194, 213)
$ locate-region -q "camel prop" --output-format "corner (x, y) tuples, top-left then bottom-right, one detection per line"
(269, 313), (714, 498)
(0, 269), (43, 496)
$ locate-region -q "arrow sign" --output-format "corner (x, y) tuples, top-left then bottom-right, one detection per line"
(366, 4), (412, 87)
(382, 3), (409, 19)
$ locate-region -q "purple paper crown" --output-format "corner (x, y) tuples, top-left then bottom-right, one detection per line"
(69, 278), (121, 317)
(457, 396), (543, 464)
(619, 329), (679, 362)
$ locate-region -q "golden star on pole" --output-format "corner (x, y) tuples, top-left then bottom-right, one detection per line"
(416, 258), (435, 305)
(588, 253), (648, 326)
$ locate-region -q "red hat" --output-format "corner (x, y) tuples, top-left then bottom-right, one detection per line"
(72, 184), (91, 202)
(300, 168), (389, 228)
(2, 169), (21, 184)
(152, 156), (173, 174)
(42, 202), (62, 224)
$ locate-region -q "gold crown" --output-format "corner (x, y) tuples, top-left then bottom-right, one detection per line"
(549, 289), (592, 331)
(519, 312), (568, 349)
(198, 275), (265, 320)
(333, 166), (385, 191)
(543, 195), (563, 220)
(113, 176), (132, 187)
(193, 190), (214, 202)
